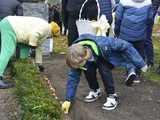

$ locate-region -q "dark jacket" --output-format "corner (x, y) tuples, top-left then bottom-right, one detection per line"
(0, 0), (23, 20)
(65, 34), (146, 101)
(62, 0), (114, 27)
(152, 0), (160, 8)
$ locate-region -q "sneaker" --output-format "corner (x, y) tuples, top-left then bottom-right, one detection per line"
(141, 65), (148, 72)
(0, 76), (15, 89)
(133, 76), (141, 84)
(102, 94), (118, 110)
(156, 66), (160, 74)
(0, 80), (14, 89)
(84, 88), (102, 102)
(125, 72), (136, 86)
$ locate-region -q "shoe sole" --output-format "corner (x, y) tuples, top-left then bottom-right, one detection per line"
(102, 102), (118, 111)
(133, 80), (140, 84)
(125, 74), (136, 86)
(84, 94), (102, 103)
(0, 86), (14, 89)
(0, 84), (15, 89)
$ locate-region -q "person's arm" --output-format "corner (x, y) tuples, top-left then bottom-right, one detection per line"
(65, 68), (81, 101)
(29, 23), (50, 47)
(62, 68), (81, 114)
(35, 46), (42, 64)
(28, 23), (50, 70)
(152, 0), (160, 9)
(111, 0), (119, 8)
(146, 6), (155, 26)
(107, 38), (146, 69)
(61, 0), (68, 29)
(114, 4), (123, 37)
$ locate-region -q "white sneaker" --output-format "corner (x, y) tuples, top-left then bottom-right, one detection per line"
(141, 65), (148, 72)
(84, 88), (102, 102)
(102, 94), (118, 110)
(133, 79), (141, 84)
(125, 72), (136, 86)
(133, 75), (141, 84)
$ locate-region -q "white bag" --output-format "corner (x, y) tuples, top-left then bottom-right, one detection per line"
(76, 0), (100, 36)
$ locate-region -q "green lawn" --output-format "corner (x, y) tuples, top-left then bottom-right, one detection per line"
(144, 36), (160, 82)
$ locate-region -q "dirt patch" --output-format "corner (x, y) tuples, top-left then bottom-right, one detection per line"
(44, 55), (160, 120)
(0, 89), (21, 120)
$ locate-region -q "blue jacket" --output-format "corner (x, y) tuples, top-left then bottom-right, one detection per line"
(114, 3), (153, 42)
(65, 34), (146, 101)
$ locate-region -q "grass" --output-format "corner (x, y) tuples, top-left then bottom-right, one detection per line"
(143, 36), (160, 82)
(53, 35), (68, 54)
(12, 59), (62, 120)
(143, 23), (160, 82)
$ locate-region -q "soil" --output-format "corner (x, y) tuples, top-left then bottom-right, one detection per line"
(44, 54), (160, 120)
(0, 54), (159, 120)
(0, 89), (21, 120)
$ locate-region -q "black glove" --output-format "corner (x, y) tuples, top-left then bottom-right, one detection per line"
(38, 65), (45, 72)
(30, 48), (36, 58)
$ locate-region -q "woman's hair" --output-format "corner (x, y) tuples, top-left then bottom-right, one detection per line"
(66, 43), (87, 68)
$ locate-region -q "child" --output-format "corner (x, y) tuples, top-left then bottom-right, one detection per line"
(0, 16), (60, 89)
(114, 0), (153, 82)
(62, 34), (148, 114)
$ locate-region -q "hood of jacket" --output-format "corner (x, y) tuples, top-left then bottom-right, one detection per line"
(75, 34), (98, 43)
(120, 0), (151, 8)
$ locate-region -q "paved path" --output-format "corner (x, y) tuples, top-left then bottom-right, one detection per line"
(44, 55), (160, 120)
(0, 89), (20, 120)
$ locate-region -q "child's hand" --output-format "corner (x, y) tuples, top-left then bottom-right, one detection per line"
(62, 101), (71, 114)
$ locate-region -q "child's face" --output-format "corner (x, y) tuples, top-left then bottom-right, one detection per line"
(70, 48), (92, 70)
(71, 57), (87, 70)
(75, 48), (92, 70)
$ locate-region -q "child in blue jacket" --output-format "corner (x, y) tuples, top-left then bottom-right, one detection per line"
(114, 0), (153, 82)
(62, 34), (148, 114)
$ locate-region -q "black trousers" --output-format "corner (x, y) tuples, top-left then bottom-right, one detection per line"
(130, 40), (145, 75)
(83, 60), (115, 95)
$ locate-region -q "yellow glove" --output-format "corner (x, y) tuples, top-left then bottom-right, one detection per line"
(50, 21), (60, 37)
(62, 101), (71, 114)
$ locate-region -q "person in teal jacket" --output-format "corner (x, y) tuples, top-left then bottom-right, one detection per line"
(0, 16), (60, 89)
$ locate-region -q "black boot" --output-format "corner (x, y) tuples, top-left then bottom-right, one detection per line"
(0, 77), (14, 89)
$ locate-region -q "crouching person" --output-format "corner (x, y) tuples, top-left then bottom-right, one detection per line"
(62, 34), (148, 114)
(0, 16), (60, 89)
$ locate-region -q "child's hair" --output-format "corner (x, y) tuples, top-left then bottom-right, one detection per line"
(66, 43), (87, 68)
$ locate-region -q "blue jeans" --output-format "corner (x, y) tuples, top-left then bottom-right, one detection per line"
(65, 60), (115, 101)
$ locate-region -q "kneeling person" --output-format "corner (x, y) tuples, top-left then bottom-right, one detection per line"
(0, 16), (60, 89)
